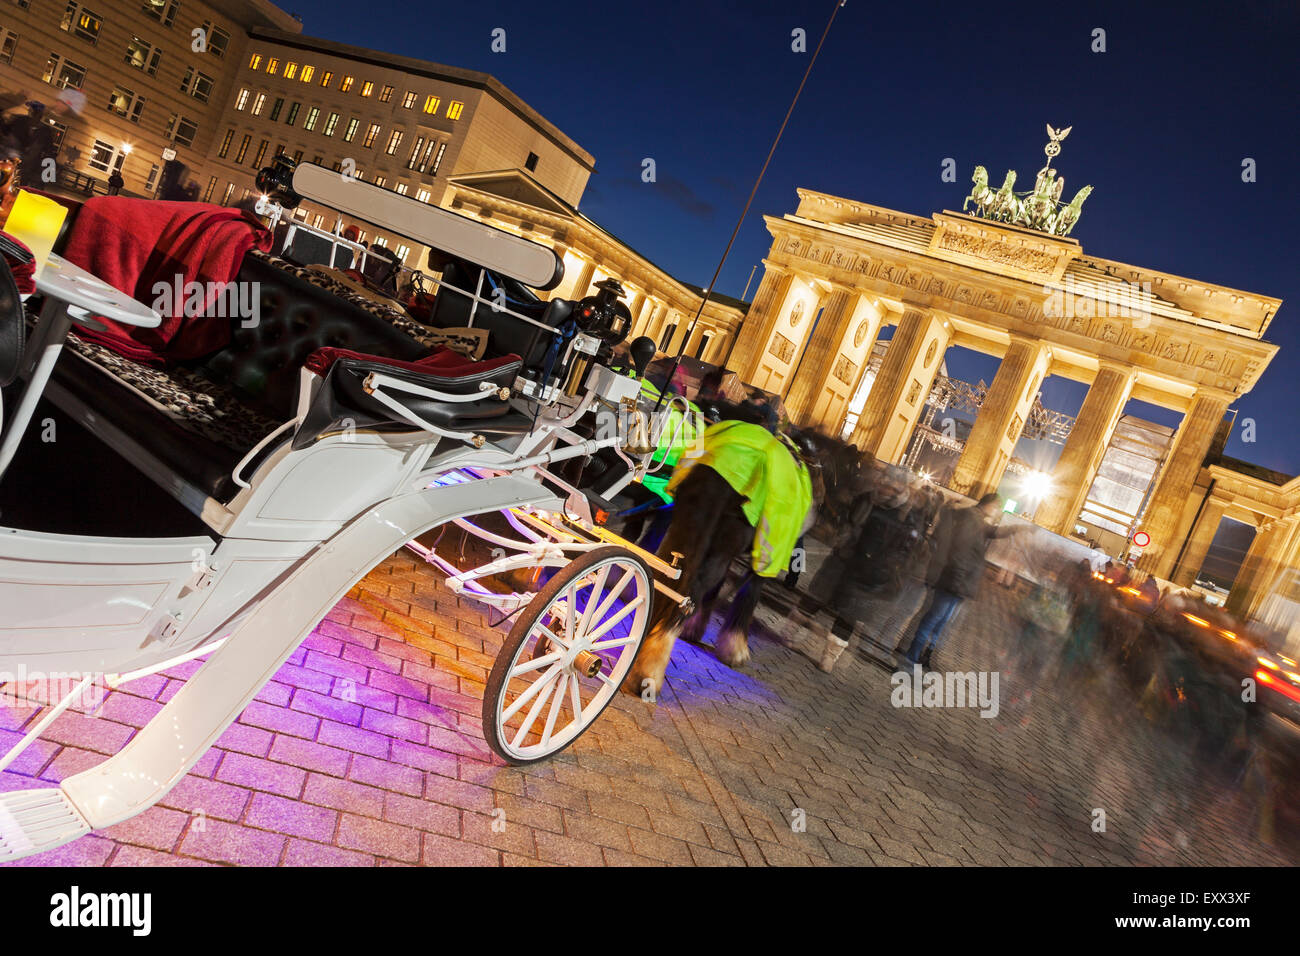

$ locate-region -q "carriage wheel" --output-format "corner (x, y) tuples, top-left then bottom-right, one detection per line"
(484, 546), (653, 764)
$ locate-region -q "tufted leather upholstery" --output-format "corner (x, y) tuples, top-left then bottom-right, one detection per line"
(198, 252), (427, 421)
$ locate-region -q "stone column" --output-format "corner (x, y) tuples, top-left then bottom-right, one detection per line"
(782, 288), (862, 426)
(1136, 391), (1233, 579)
(627, 292), (647, 336)
(729, 265), (793, 381)
(1226, 517), (1299, 618)
(646, 302), (669, 347)
(568, 259), (597, 300)
(1036, 363), (1134, 535)
(1170, 494), (1230, 588)
(949, 336), (1049, 500)
(849, 308), (950, 464)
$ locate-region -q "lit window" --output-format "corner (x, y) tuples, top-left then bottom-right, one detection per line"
(401, 91), (416, 109)
(300, 64), (314, 83)
(415, 188), (431, 203)
(372, 176), (386, 188)
(141, 0), (178, 28)
(203, 175), (217, 201)
(395, 183), (408, 195)
(248, 53), (261, 70)
(395, 244), (410, 262)
(422, 94), (438, 114)
(430, 142), (446, 175)
(312, 213), (324, 228)
(221, 182), (235, 205)
(252, 139), (268, 168)
(233, 134), (250, 163)
(372, 236), (387, 248)
(362, 123), (381, 148)
(303, 107), (319, 131)
(446, 100), (463, 120)
(291, 148), (303, 164)
(234, 88), (249, 110)
(379, 84), (393, 102)
(384, 129), (403, 155)
(60, 3), (103, 45)
(250, 92), (266, 115)
(405, 136), (424, 169)
(320, 70), (333, 87)
(125, 36), (161, 75)
(340, 75), (354, 92)
(42, 52), (87, 90)
(217, 128), (233, 158)
(88, 138), (115, 171)
(343, 118), (359, 142)
(283, 62), (298, 80)
(107, 85), (145, 123)
(323, 112), (339, 136)
(266, 57), (279, 75)
(360, 81), (374, 97)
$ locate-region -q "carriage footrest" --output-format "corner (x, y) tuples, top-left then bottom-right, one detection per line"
(0, 787), (91, 862)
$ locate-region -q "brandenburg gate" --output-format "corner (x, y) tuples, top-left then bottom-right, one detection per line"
(730, 129), (1286, 602)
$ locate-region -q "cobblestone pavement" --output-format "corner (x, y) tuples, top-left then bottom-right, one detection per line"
(2, 548), (1295, 867)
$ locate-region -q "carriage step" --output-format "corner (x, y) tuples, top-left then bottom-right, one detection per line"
(0, 787), (91, 862)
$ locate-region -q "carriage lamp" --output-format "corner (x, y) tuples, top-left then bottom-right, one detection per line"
(5, 190), (68, 274)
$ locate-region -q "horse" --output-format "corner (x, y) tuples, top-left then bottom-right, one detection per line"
(963, 166), (996, 216)
(1052, 185), (1092, 236)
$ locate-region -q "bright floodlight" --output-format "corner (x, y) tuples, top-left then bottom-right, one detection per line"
(1023, 470), (1052, 499)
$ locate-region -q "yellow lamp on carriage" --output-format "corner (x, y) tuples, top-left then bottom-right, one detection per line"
(5, 190), (68, 275)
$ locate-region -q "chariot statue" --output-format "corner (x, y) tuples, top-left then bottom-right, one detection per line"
(961, 124), (1092, 236)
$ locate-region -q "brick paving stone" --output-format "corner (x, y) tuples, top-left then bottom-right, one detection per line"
(180, 820), (286, 867)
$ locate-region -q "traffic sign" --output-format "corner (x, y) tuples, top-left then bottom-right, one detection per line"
(1132, 530), (1151, 548)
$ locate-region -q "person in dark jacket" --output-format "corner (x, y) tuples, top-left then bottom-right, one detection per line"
(899, 491), (1026, 669)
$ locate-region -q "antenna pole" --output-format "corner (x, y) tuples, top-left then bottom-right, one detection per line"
(654, 0), (846, 409)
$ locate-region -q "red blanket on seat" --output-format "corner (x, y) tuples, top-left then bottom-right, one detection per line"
(62, 198), (271, 366)
(304, 346), (520, 378)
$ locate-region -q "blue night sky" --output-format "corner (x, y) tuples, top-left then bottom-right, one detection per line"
(292, 0), (1299, 472)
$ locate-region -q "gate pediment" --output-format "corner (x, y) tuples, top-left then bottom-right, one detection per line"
(929, 212), (1079, 285)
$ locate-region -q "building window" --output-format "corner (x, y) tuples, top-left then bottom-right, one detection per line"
(319, 70), (332, 87)
(395, 183), (408, 195)
(233, 133), (250, 163)
(248, 52), (261, 70)
(141, 0), (178, 28)
(266, 56), (278, 75)
(252, 139), (268, 168)
(234, 88), (249, 110)
(415, 187), (431, 203)
(46, 120), (67, 150)
(342, 118), (359, 142)
(124, 36), (161, 75)
(180, 66), (215, 103)
(107, 85), (144, 122)
(285, 102), (300, 125)
(221, 182), (234, 205)
(362, 123), (380, 148)
(1, 30), (21, 67)
(217, 128), (233, 157)
(303, 107), (320, 131)
(372, 236), (387, 248)
(291, 148), (302, 164)
(413, 138), (437, 172)
(446, 100), (464, 120)
(360, 80), (374, 98)
(60, 2), (103, 44)
(283, 61), (297, 80)
(201, 175), (216, 201)
(401, 91), (416, 109)
(340, 75), (354, 92)
(378, 84), (394, 103)
(658, 324), (677, 352)
(42, 53), (87, 90)
(202, 22), (229, 57)
(395, 244), (410, 262)
(249, 92), (265, 115)
(312, 155), (322, 165)
(268, 97), (283, 121)
(405, 136), (424, 170)
(372, 176), (386, 188)
(300, 64), (314, 83)
(430, 141), (446, 175)
(525, 151), (538, 172)
(312, 213), (324, 229)
(165, 113), (198, 148)
(144, 163), (159, 190)
(384, 129), (403, 155)
(422, 94), (438, 114)
(323, 112), (339, 136)
(87, 139), (115, 172)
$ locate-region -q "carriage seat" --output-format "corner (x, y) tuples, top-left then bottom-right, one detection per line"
(427, 258), (573, 375)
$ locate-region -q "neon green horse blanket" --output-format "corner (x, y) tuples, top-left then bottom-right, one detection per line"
(667, 421), (812, 577)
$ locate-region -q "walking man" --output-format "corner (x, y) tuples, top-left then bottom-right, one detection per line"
(899, 492), (1027, 670)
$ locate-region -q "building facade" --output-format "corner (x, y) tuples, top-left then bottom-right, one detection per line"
(0, 0), (301, 192)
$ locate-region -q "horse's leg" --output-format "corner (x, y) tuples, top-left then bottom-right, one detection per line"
(681, 574), (724, 645)
(622, 468), (728, 698)
(715, 571), (764, 668)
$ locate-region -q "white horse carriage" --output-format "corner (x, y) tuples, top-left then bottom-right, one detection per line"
(0, 162), (687, 861)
